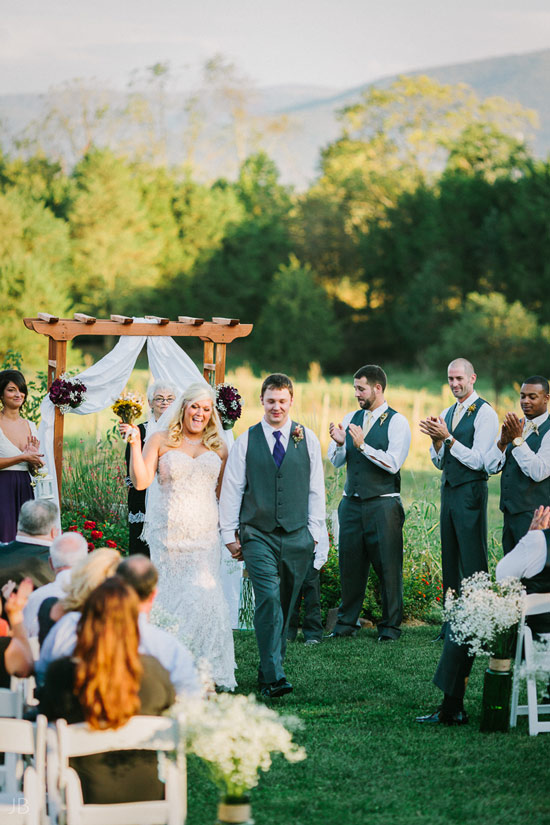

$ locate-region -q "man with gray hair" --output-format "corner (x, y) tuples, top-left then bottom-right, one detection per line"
(0, 499), (58, 589)
(23, 531), (88, 638)
(419, 358), (498, 638)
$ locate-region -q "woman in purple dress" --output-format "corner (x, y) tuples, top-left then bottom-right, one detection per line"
(0, 370), (44, 542)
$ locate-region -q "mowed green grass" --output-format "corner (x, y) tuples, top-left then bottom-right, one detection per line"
(186, 628), (550, 825)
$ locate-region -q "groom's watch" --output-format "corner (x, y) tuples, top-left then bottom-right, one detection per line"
(444, 436), (454, 446)
(358, 443), (366, 453)
(512, 436), (524, 448)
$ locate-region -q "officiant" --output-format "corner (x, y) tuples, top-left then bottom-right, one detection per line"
(124, 381), (176, 555)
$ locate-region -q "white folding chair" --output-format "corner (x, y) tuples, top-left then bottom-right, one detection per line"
(510, 592), (550, 735)
(0, 684), (25, 796)
(0, 715), (47, 825)
(55, 715), (186, 825)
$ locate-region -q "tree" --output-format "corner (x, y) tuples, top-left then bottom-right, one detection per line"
(427, 292), (550, 398)
(254, 256), (342, 374)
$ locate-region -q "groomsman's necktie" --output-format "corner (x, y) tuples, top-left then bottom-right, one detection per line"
(273, 430), (285, 467)
(523, 420), (537, 439)
(363, 410), (374, 436)
(451, 403), (464, 431)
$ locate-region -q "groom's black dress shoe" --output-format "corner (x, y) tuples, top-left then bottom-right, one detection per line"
(260, 678), (293, 699)
(324, 631), (356, 639)
(415, 708), (469, 726)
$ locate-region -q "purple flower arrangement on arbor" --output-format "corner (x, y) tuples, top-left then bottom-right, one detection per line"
(215, 383), (243, 430)
(48, 374), (87, 414)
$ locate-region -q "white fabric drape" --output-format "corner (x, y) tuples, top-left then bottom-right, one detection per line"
(38, 322), (241, 626)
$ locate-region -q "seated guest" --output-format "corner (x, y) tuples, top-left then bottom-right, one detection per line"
(0, 499), (58, 589)
(416, 505), (550, 725)
(23, 531), (88, 639)
(39, 577), (175, 805)
(116, 555), (202, 697)
(0, 577), (34, 686)
(36, 548), (121, 683)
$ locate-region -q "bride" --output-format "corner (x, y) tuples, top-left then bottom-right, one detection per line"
(122, 382), (236, 690)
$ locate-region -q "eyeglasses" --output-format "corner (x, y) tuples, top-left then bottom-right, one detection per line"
(152, 396), (175, 404)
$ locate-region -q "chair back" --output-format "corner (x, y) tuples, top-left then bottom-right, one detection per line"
(0, 715), (47, 825)
(510, 592), (550, 735)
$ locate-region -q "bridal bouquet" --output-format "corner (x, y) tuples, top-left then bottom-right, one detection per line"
(48, 373), (87, 414)
(215, 383), (243, 430)
(173, 692), (306, 801)
(445, 572), (525, 658)
(112, 392), (144, 439)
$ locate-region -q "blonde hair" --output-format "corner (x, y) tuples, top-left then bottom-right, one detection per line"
(167, 382), (223, 452)
(62, 547), (121, 613)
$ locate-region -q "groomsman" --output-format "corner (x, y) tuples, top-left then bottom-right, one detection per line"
(328, 365), (411, 641)
(219, 373), (326, 698)
(485, 376), (550, 554)
(417, 505), (550, 725)
(419, 359), (498, 627)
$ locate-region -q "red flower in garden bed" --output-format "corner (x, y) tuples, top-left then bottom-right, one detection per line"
(106, 539), (117, 548)
(90, 529), (103, 540)
(83, 520), (96, 530)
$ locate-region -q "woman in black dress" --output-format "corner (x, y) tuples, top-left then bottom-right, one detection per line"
(39, 576), (175, 804)
(125, 382), (176, 555)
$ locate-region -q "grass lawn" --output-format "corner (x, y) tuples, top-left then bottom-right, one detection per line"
(186, 628), (550, 825)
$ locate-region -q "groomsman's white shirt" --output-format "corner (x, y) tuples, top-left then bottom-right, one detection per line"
(496, 528), (548, 581)
(485, 411), (550, 481)
(429, 391), (498, 471)
(328, 401), (411, 496)
(219, 418), (327, 567)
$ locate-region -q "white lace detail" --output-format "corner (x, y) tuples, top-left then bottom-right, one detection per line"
(143, 449), (237, 689)
(128, 511), (145, 524)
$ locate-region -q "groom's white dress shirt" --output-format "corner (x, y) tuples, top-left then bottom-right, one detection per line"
(219, 417), (328, 567)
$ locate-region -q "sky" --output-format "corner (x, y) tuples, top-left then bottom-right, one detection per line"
(1, 0), (549, 96)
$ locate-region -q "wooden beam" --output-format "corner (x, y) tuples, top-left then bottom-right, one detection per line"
(110, 315), (134, 325)
(203, 342), (215, 383)
(215, 343), (226, 385)
(145, 315), (169, 325)
(212, 317), (239, 326)
(73, 313), (96, 325)
(178, 316), (204, 326)
(38, 313), (59, 324)
(24, 318), (253, 343)
(46, 338), (67, 496)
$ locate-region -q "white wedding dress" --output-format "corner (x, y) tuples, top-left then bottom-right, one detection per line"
(142, 448), (237, 689)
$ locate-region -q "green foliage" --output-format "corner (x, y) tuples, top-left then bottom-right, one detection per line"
(60, 510), (128, 554)
(254, 257), (342, 374)
(427, 292), (550, 396)
(0, 350), (48, 425)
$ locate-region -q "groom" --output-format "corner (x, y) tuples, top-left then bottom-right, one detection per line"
(219, 373), (326, 697)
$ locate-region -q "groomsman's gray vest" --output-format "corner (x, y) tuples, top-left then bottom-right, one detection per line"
(240, 422), (310, 533)
(522, 528), (550, 634)
(500, 418), (550, 515)
(441, 398), (489, 487)
(344, 408), (400, 499)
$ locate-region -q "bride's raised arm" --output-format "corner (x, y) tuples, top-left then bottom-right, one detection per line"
(120, 425), (162, 490)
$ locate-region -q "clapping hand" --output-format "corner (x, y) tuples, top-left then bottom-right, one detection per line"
(23, 435), (44, 468)
(529, 506), (550, 532)
(499, 413), (523, 448)
(2, 578), (33, 624)
(419, 416), (450, 445)
(329, 421), (346, 445)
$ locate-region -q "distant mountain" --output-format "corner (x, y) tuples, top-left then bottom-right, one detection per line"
(0, 49), (548, 188)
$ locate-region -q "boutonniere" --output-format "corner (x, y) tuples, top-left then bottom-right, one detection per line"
(291, 424), (304, 447)
(379, 412), (388, 426)
(466, 404), (477, 417)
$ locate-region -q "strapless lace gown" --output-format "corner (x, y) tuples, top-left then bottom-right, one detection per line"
(142, 449), (236, 689)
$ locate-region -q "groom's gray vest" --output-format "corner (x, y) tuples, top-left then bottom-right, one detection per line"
(240, 422), (310, 533)
(500, 418), (550, 515)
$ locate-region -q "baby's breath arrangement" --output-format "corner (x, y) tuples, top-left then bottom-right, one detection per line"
(445, 572), (525, 657)
(173, 692), (306, 800)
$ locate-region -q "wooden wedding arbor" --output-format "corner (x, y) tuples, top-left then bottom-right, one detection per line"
(23, 313), (253, 493)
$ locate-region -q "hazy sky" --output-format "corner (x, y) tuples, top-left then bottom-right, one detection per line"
(1, 0), (549, 95)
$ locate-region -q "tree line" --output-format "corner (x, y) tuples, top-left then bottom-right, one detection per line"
(1, 71), (549, 386)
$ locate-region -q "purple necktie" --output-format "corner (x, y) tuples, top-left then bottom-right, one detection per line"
(273, 430), (285, 467)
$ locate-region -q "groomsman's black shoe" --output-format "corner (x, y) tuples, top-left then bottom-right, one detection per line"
(260, 678), (293, 699)
(415, 708), (469, 726)
(324, 630), (356, 639)
(432, 622), (447, 642)
(377, 635), (396, 642)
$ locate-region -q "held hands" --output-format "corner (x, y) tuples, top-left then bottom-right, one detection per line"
(529, 505), (550, 532)
(119, 422), (141, 444)
(226, 533), (243, 562)
(329, 421), (346, 445)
